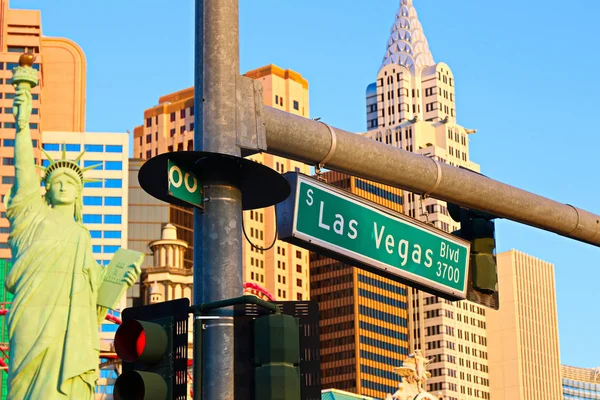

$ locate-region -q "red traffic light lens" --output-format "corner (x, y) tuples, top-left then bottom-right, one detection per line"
(114, 319), (168, 364)
(115, 320), (146, 363)
(136, 330), (146, 359)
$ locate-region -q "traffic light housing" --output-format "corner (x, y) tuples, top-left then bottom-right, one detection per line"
(113, 298), (190, 400)
(448, 202), (500, 309)
(253, 313), (301, 400)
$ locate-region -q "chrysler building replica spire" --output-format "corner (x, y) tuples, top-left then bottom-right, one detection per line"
(363, 1), (490, 399)
(381, 0), (434, 74)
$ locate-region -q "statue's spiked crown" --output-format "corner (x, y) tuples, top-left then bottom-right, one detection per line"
(39, 145), (101, 187)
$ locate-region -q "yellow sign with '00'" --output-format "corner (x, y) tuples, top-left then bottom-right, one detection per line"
(168, 159), (203, 208)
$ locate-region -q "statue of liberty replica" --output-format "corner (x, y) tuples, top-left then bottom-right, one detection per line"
(4, 54), (143, 399)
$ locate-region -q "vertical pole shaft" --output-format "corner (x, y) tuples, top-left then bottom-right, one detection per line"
(194, 0), (241, 399)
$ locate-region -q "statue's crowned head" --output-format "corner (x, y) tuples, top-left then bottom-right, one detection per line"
(40, 145), (101, 222)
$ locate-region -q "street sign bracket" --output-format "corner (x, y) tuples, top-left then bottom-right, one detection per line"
(138, 151), (291, 210)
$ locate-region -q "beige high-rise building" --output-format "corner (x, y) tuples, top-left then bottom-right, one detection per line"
(362, 1), (489, 399)
(0, 0), (87, 262)
(130, 64), (311, 301)
(561, 365), (600, 399)
(487, 250), (562, 400)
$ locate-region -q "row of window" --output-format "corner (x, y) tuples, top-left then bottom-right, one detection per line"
(84, 178), (123, 189)
(357, 273), (407, 296)
(2, 122), (38, 129)
(0, 62), (40, 71)
(359, 335), (409, 355)
(82, 214), (122, 224)
(358, 305), (407, 327)
(41, 159), (123, 171)
(0, 107), (38, 115)
(145, 107), (195, 128)
(0, 93), (39, 102)
(1, 139), (38, 147)
(354, 178), (402, 205)
(360, 364), (401, 383)
(83, 196), (122, 206)
(92, 245), (121, 254)
(90, 231), (122, 240)
(358, 288), (407, 309)
(43, 143), (123, 153)
(360, 379), (397, 397)
(359, 321), (408, 342)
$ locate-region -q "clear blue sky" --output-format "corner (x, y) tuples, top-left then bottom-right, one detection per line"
(15, 0), (600, 367)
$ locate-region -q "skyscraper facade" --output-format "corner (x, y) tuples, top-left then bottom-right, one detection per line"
(0, 0), (87, 263)
(561, 365), (600, 399)
(362, 2), (489, 399)
(487, 250), (562, 399)
(41, 132), (129, 269)
(310, 170), (409, 399)
(130, 64), (312, 301)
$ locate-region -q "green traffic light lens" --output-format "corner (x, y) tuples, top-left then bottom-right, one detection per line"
(114, 371), (145, 400)
(114, 371), (167, 400)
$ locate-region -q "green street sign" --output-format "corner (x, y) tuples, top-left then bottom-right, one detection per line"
(167, 159), (203, 209)
(276, 173), (471, 299)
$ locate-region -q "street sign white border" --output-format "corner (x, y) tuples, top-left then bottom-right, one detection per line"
(290, 174), (470, 299)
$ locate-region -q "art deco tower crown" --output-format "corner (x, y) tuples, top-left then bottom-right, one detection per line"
(381, 0), (435, 74)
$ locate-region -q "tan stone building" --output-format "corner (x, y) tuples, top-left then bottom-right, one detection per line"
(362, 1), (489, 398)
(309, 171), (408, 399)
(487, 250), (562, 399)
(130, 64), (312, 301)
(561, 365), (600, 399)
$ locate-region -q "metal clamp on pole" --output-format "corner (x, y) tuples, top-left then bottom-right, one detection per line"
(423, 157), (442, 198)
(315, 121), (337, 181)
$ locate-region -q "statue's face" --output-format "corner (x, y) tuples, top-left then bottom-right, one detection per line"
(47, 173), (80, 206)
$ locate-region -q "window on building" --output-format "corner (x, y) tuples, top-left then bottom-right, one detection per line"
(83, 196), (102, 206)
(146, 118), (152, 127)
(146, 134), (152, 144)
(275, 95), (279, 104)
(105, 161), (122, 171)
(89, 230), (102, 239)
(104, 215), (122, 224)
(2, 176), (14, 185)
(3, 139), (14, 147)
(187, 140), (193, 151)
(170, 112), (176, 122)
(104, 197), (122, 206)
(170, 128), (176, 137)
(180, 109), (186, 119)
(86, 144), (103, 152)
(296, 279), (302, 287)
(65, 144), (81, 152)
(92, 245), (102, 254)
(104, 231), (122, 239)
(146, 150), (152, 159)
(106, 145), (123, 153)
(83, 214), (102, 224)
(2, 158), (14, 166)
(180, 126), (186, 134)
(293, 100), (299, 110)
(105, 179), (122, 188)
(296, 264), (302, 273)
(190, 123), (194, 131)
(103, 245), (121, 254)
(84, 180), (102, 188)
(297, 293), (303, 300)
(84, 160), (103, 169)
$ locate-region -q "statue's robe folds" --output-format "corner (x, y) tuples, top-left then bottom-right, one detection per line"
(4, 183), (104, 400)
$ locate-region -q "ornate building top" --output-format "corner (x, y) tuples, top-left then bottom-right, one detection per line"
(381, 0), (435, 74)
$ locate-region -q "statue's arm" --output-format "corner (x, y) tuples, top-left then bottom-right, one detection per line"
(13, 88), (38, 193)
